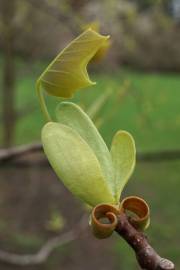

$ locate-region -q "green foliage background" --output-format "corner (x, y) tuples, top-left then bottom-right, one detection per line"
(3, 61), (179, 152)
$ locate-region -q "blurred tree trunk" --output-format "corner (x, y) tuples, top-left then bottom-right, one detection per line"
(68, 0), (88, 11)
(0, 0), (16, 147)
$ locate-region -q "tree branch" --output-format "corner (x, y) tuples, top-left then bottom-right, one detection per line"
(0, 143), (42, 163)
(115, 213), (175, 270)
(0, 214), (87, 266)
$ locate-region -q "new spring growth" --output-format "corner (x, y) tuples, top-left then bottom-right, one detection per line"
(36, 27), (149, 235)
(36, 29), (174, 270)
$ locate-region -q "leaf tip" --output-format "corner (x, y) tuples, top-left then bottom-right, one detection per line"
(113, 130), (136, 150)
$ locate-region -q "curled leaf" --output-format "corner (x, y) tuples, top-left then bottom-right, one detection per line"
(56, 102), (115, 196)
(91, 38), (111, 62)
(38, 29), (109, 98)
(91, 203), (119, 239)
(83, 21), (111, 62)
(42, 122), (115, 207)
(111, 130), (136, 202)
(120, 196), (150, 231)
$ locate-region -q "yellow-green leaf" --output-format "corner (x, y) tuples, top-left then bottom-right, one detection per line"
(91, 38), (111, 62)
(42, 122), (115, 207)
(82, 21), (111, 62)
(110, 131), (136, 202)
(56, 102), (115, 196)
(38, 29), (109, 98)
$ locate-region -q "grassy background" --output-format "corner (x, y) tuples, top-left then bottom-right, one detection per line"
(0, 61), (180, 269)
(2, 62), (179, 151)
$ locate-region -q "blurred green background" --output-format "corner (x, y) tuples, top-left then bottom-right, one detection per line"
(0, 0), (180, 269)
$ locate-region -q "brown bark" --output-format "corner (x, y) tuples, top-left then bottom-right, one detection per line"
(1, 0), (16, 147)
(115, 213), (175, 270)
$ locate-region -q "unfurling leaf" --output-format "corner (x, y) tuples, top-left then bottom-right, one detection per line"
(91, 38), (111, 62)
(111, 131), (136, 202)
(82, 22), (111, 62)
(42, 122), (115, 207)
(38, 29), (137, 210)
(42, 103), (136, 206)
(56, 102), (115, 196)
(37, 29), (109, 98)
